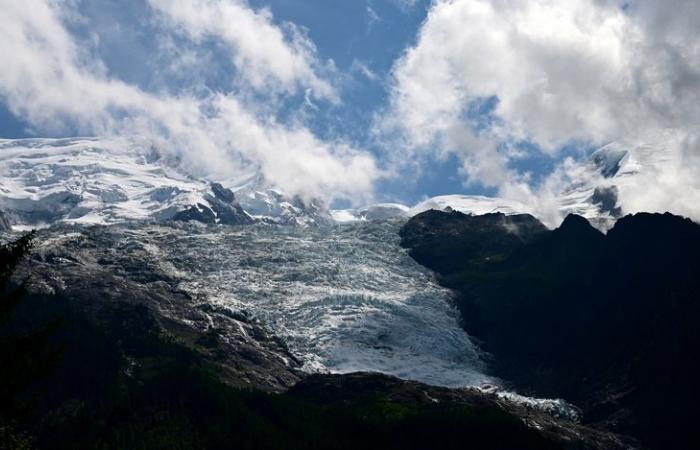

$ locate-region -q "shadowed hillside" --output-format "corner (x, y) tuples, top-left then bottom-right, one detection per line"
(401, 210), (700, 449)
(0, 232), (633, 450)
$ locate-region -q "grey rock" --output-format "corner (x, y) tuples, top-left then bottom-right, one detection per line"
(18, 224), (302, 392)
(211, 182), (236, 203)
(204, 194), (255, 225)
(591, 186), (623, 218)
(0, 209), (11, 231)
(172, 203), (217, 224)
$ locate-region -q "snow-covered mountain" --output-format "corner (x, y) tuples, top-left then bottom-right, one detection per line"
(331, 197), (532, 224)
(411, 195), (532, 217)
(234, 174), (333, 226)
(558, 130), (694, 230)
(335, 138), (685, 230)
(0, 135), (686, 230)
(331, 203), (411, 223)
(332, 197), (530, 223)
(0, 138), (331, 229)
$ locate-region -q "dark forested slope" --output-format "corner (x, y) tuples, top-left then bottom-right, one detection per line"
(1, 231), (633, 450)
(401, 210), (700, 449)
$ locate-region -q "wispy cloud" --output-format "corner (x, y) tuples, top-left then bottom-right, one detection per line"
(148, 0), (337, 101)
(351, 60), (379, 83)
(0, 0), (377, 203)
(366, 3), (381, 33)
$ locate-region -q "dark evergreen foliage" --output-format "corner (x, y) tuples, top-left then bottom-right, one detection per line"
(1, 233), (59, 449)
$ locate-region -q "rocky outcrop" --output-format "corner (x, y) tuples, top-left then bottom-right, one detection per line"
(203, 185), (254, 226)
(172, 183), (254, 226)
(399, 210), (548, 274)
(210, 182), (235, 203)
(18, 224), (301, 392)
(172, 203), (218, 224)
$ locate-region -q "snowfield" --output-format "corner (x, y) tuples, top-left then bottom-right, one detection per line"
(0, 137), (330, 228)
(0, 135), (689, 230)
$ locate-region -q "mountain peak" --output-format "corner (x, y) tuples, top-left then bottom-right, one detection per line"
(556, 214), (603, 239)
(0, 138), (330, 229)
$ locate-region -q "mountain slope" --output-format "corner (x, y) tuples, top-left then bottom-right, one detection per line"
(559, 130), (698, 229)
(0, 138), (329, 229)
(401, 210), (700, 449)
(1, 135), (690, 230)
(1, 232), (635, 450)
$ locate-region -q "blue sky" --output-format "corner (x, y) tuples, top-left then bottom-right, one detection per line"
(0, 0), (481, 204)
(1, 0), (699, 213)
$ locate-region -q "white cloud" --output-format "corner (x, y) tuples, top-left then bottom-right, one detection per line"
(148, 0), (338, 101)
(381, 0), (700, 222)
(390, 0), (421, 12)
(367, 4), (381, 33)
(351, 60), (379, 82)
(0, 0), (377, 203)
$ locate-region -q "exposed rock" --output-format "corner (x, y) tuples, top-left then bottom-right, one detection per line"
(211, 182), (235, 203)
(203, 192), (254, 226)
(0, 209), (10, 231)
(172, 203), (217, 224)
(591, 186), (623, 218)
(17, 224), (302, 392)
(169, 183), (255, 226)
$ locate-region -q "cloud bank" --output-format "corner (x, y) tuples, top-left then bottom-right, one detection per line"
(0, 0), (377, 202)
(382, 0), (700, 223)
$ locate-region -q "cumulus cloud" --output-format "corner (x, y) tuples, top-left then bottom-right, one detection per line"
(381, 0), (700, 223)
(148, 0), (337, 101)
(0, 0), (377, 202)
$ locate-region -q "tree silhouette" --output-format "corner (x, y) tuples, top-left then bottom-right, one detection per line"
(0, 233), (59, 448)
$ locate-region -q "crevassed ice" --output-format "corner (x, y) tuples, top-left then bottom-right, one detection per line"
(154, 220), (494, 388)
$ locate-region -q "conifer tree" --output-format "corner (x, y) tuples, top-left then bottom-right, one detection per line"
(0, 234), (57, 449)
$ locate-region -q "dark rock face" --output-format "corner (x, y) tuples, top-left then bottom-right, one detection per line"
(204, 194), (254, 226)
(171, 183), (254, 226)
(210, 182), (235, 203)
(399, 210), (549, 274)
(591, 186), (623, 217)
(4, 224), (637, 450)
(172, 203), (218, 224)
(401, 210), (700, 449)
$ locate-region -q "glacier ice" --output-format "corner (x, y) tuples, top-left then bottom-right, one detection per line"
(142, 220), (495, 387)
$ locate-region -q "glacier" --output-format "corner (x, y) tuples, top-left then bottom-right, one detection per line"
(155, 220), (494, 387)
